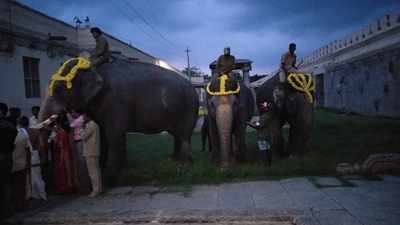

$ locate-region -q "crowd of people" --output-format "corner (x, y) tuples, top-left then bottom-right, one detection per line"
(0, 103), (102, 219)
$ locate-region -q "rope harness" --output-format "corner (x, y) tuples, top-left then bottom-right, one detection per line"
(206, 74), (240, 96)
(287, 72), (315, 104)
(48, 57), (91, 96)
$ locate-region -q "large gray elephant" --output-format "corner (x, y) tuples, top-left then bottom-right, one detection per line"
(256, 75), (313, 158)
(39, 58), (199, 183)
(206, 80), (254, 168)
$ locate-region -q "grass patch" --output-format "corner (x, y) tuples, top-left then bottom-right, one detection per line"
(117, 109), (400, 186)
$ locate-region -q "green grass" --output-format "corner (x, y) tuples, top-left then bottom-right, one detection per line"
(117, 109), (400, 186)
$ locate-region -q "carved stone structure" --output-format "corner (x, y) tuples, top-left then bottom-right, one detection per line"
(362, 153), (400, 175)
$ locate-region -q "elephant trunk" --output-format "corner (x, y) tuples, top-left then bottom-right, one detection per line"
(38, 93), (65, 122)
(216, 96), (233, 169)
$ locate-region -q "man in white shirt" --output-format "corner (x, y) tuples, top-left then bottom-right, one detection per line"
(12, 116), (31, 211)
(29, 106), (40, 128)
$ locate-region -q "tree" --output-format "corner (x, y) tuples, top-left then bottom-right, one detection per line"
(182, 66), (208, 78)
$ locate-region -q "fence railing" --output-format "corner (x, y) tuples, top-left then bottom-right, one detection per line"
(301, 12), (400, 67)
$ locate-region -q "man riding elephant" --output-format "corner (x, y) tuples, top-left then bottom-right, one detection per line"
(209, 47), (238, 91)
(216, 47), (235, 76)
(90, 27), (111, 67)
(279, 43), (297, 83)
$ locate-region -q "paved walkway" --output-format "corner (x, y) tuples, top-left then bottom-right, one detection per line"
(5, 176), (400, 225)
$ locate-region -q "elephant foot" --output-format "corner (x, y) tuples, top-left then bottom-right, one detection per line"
(104, 172), (118, 188)
(278, 151), (291, 159)
(169, 153), (193, 165)
(103, 167), (121, 187)
(220, 159), (234, 171)
(169, 153), (180, 162)
(209, 153), (220, 165)
(235, 153), (247, 163)
(219, 163), (233, 172)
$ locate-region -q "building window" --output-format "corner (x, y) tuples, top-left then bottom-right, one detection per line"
(23, 56), (40, 98)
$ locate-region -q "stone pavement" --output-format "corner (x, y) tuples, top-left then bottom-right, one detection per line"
(4, 176), (400, 225)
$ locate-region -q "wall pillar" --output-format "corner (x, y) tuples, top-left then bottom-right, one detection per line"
(242, 66), (251, 87)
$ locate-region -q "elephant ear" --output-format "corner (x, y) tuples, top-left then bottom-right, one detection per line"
(78, 69), (104, 105)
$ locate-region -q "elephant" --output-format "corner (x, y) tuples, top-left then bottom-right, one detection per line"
(256, 75), (313, 158)
(206, 79), (254, 168)
(39, 58), (199, 184)
(200, 115), (211, 153)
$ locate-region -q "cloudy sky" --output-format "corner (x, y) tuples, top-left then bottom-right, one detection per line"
(18, 0), (400, 75)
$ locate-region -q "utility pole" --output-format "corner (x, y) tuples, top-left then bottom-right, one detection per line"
(185, 47), (191, 80)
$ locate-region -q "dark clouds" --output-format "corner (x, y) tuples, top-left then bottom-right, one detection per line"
(18, 0), (400, 74)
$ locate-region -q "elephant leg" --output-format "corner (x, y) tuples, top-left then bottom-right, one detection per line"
(104, 132), (126, 187)
(288, 123), (311, 157)
(200, 119), (207, 152)
(99, 127), (109, 169)
(171, 135), (193, 164)
(288, 98), (313, 156)
(270, 120), (286, 159)
(171, 136), (182, 161)
(180, 137), (193, 165)
(234, 124), (247, 163)
(287, 126), (296, 156)
(208, 116), (220, 164)
(207, 132), (212, 153)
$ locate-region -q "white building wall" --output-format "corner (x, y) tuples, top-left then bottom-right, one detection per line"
(0, 0), (78, 48)
(0, 45), (69, 115)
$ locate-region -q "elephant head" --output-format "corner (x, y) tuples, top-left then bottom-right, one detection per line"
(39, 58), (104, 122)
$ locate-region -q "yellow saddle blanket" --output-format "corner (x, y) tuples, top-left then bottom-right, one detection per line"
(287, 73), (315, 104)
(206, 74), (240, 96)
(48, 57), (91, 96)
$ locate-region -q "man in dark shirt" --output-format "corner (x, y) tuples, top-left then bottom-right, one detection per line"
(216, 47), (236, 76)
(90, 27), (111, 67)
(0, 103), (18, 219)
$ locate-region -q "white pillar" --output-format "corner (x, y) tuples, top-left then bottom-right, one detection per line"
(243, 67), (250, 87)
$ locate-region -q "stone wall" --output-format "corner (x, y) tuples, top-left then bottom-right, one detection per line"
(323, 46), (400, 118)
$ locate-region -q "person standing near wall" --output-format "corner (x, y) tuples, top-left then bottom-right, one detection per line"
(27, 127), (47, 201)
(29, 106), (40, 128)
(12, 116), (31, 211)
(0, 103), (18, 219)
(82, 114), (102, 197)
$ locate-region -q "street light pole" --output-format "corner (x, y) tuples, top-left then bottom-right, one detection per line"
(185, 47), (191, 81)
